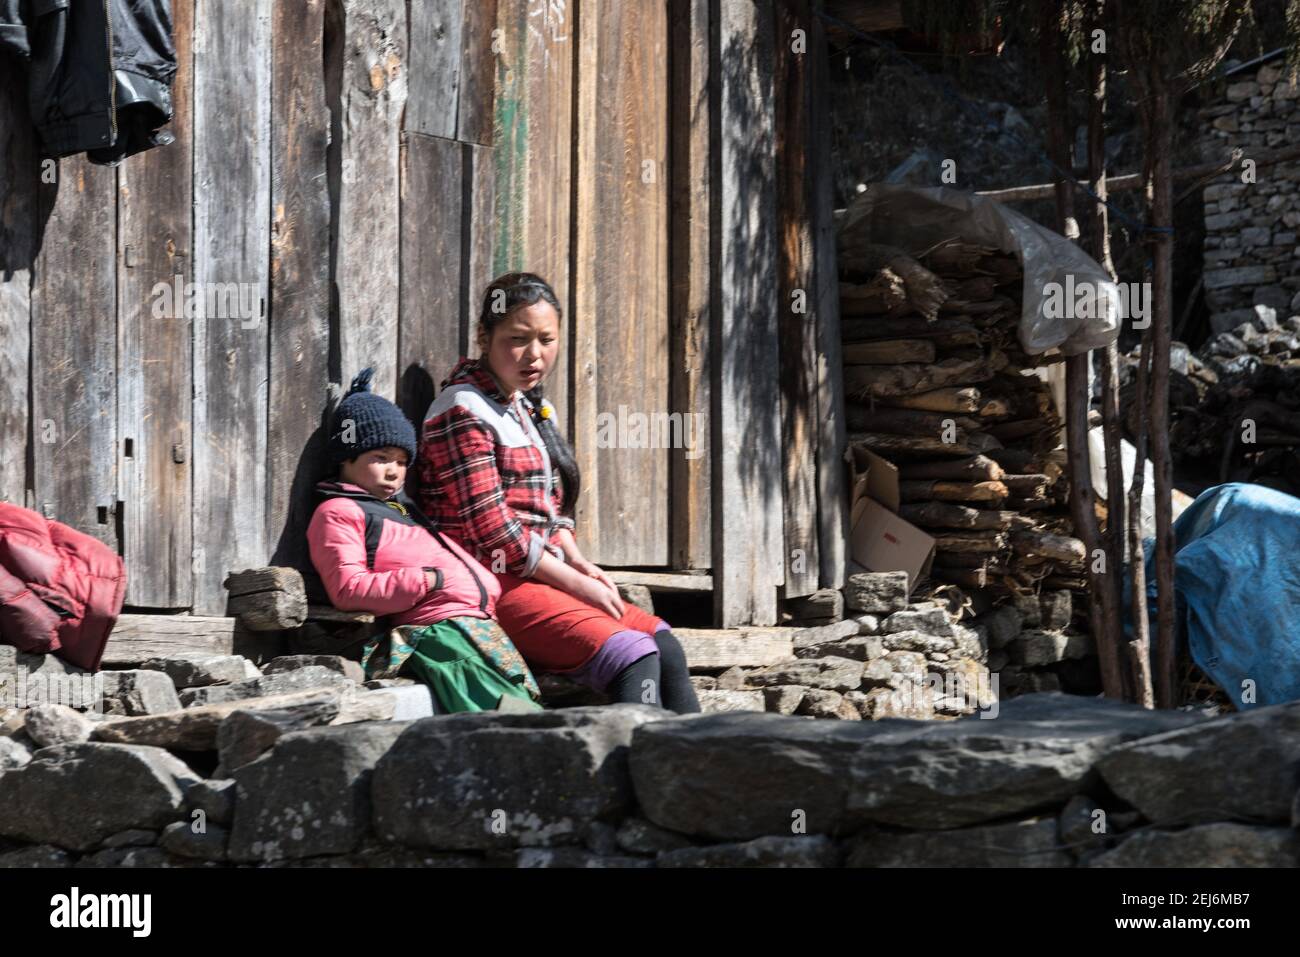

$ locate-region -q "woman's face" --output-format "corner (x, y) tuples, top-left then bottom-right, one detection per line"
(479, 300), (560, 396)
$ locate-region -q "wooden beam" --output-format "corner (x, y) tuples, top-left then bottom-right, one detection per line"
(117, 0), (194, 607)
(267, 0), (333, 580)
(711, 0), (785, 626)
(669, 0), (713, 571)
(192, 0), (272, 613)
(608, 570), (713, 592)
(674, 626), (796, 669)
(0, 55), (35, 507)
(102, 615), (242, 666)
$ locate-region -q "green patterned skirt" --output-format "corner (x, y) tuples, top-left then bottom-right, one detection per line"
(361, 616), (542, 713)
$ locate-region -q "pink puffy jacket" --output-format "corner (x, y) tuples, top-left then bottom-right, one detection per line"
(306, 481), (500, 626)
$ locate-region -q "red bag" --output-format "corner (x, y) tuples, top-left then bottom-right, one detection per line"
(0, 503), (127, 671)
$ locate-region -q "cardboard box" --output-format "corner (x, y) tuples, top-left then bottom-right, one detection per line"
(845, 445), (935, 594)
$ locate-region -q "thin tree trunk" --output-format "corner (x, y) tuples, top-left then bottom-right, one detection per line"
(1086, 0), (1137, 704)
(1040, 1), (1124, 699)
(1148, 78), (1178, 708)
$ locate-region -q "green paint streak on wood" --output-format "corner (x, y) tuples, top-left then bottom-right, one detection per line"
(493, 9), (529, 275)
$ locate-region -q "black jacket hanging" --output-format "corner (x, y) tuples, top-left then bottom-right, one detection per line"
(0, 0), (176, 165)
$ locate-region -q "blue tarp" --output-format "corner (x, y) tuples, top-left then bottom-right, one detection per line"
(1130, 483), (1300, 708)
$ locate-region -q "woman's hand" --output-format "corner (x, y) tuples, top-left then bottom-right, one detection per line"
(572, 559), (622, 611)
(570, 572), (625, 620)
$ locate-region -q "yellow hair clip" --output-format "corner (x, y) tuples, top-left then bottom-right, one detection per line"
(539, 404), (551, 420)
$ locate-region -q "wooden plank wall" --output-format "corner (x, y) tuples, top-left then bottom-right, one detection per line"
(0, 0), (842, 626)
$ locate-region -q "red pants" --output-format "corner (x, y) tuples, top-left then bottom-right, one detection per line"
(494, 573), (664, 673)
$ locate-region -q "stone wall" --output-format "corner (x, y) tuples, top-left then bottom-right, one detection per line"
(3, 681), (1298, 867)
(1200, 58), (1300, 334)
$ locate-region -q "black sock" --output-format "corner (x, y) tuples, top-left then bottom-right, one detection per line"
(652, 629), (701, 713)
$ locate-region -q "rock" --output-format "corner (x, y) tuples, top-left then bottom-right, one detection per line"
(76, 847), (177, 868)
(91, 687), (345, 751)
(1097, 700), (1300, 825)
(179, 666), (353, 708)
(369, 683), (435, 720)
(1008, 630), (1090, 667)
(330, 686), (399, 723)
(160, 820), (229, 861)
(698, 690), (765, 713)
(880, 630), (955, 656)
(615, 817), (695, 855)
(616, 584), (655, 615)
(689, 676), (717, 692)
(0, 743), (199, 850)
(762, 685), (807, 715)
(216, 698), (345, 776)
(859, 686), (935, 720)
(745, 657), (864, 693)
(846, 694), (1203, 830)
(373, 706), (664, 851)
(187, 778), (236, 828)
(1011, 594), (1041, 627)
(797, 689), (845, 718)
(791, 619), (860, 648)
(228, 722), (411, 862)
(1057, 794), (1113, 855)
(714, 666), (750, 690)
(274, 843), (486, 868)
(99, 828), (158, 849)
(515, 848), (652, 868)
(881, 651), (927, 686)
(23, 704), (94, 747)
(1039, 591), (1072, 630)
(794, 635), (885, 661)
(98, 670), (182, 716)
(631, 712), (891, 840)
(853, 614), (880, 635)
(881, 607), (953, 637)
(1088, 824), (1300, 867)
(139, 654), (257, 689)
(658, 834), (840, 868)
(787, 588), (844, 622)
(859, 658), (897, 689)
(844, 571), (909, 615)
(262, 655), (365, 684)
(1254, 285), (1292, 315)
(0, 844), (74, 867)
(848, 818), (1069, 867)
(951, 624), (987, 662)
(0, 736), (32, 770)
(1252, 302), (1280, 331)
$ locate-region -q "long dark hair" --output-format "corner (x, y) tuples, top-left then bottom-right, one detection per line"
(478, 272), (580, 515)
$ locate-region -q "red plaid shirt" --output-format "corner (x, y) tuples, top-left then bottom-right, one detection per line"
(416, 358), (574, 577)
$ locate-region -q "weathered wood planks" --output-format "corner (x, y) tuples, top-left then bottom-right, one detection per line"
(192, 0), (272, 614)
(668, 0), (713, 571)
(267, 0), (333, 579)
(117, 0), (194, 607)
(0, 56), (35, 507)
(573, 0), (671, 567)
(711, 0), (785, 626)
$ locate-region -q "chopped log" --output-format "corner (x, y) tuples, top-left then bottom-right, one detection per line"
(1001, 474), (1052, 496)
(841, 316), (982, 348)
(978, 398), (1013, 417)
(672, 627), (795, 669)
(947, 275), (997, 300)
(841, 339), (936, 364)
(839, 273), (907, 315)
(223, 566), (308, 631)
(922, 239), (999, 276)
(931, 530), (1008, 553)
(898, 501), (1014, 529)
(986, 447), (1039, 472)
(898, 480), (1009, 503)
(1010, 528), (1087, 562)
(103, 615), (244, 667)
(875, 386), (982, 414)
(988, 419), (1052, 442)
(850, 431), (1002, 459)
(886, 253), (949, 320)
(930, 565), (988, 588)
(846, 406), (983, 435)
(844, 353), (1006, 399)
(898, 455), (1004, 482)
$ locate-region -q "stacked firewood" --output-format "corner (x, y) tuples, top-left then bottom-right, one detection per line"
(839, 238), (1089, 600)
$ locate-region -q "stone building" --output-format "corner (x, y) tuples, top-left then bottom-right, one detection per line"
(1200, 49), (1300, 334)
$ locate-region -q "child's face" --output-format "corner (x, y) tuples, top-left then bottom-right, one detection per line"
(340, 447), (408, 499)
(478, 300), (560, 396)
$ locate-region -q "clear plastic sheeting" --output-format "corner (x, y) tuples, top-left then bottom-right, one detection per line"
(839, 184), (1122, 356)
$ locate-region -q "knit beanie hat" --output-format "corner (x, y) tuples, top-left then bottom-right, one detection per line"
(328, 368), (417, 467)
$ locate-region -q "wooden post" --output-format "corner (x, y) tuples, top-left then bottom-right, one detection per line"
(711, 0), (784, 625)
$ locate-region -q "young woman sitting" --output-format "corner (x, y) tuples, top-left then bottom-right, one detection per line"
(416, 273), (700, 713)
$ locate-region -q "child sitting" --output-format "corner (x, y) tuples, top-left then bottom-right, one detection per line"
(307, 368), (541, 713)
